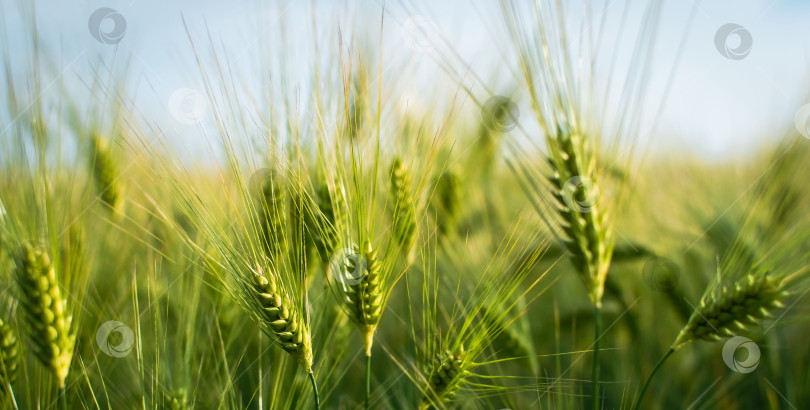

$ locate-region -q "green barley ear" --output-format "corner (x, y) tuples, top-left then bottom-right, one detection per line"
(247, 270), (313, 371)
(338, 239), (382, 355)
(389, 158), (417, 259)
(672, 273), (788, 350)
(161, 388), (189, 410)
(15, 243), (75, 387)
(89, 135), (122, 212)
(546, 127), (613, 307)
(342, 55), (371, 142)
(0, 318), (20, 389)
(310, 180), (346, 264)
(61, 225), (85, 283)
(634, 272), (792, 410)
(420, 346), (471, 409)
(432, 170), (461, 240)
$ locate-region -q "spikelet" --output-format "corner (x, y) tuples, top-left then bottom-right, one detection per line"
(248, 270), (313, 371)
(672, 274), (788, 349)
(15, 243), (75, 387)
(420, 347), (469, 409)
(90, 135), (122, 211)
(389, 158), (417, 259)
(338, 239), (382, 355)
(546, 128), (613, 307)
(0, 318), (20, 389)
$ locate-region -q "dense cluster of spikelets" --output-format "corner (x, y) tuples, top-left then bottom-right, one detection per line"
(246, 270), (313, 372)
(90, 135), (122, 212)
(633, 272), (793, 410)
(545, 127), (613, 307)
(14, 243), (75, 387)
(0, 318), (19, 390)
(420, 347), (470, 409)
(672, 274), (788, 349)
(337, 240), (383, 355)
(161, 388), (189, 410)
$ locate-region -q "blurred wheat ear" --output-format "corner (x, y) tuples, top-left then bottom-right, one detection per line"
(15, 243), (75, 387)
(389, 157), (417, 261)
(89, 135), (123, 213)
(257, 173), (287, 262)
(308, 180), (347, 265)
(161, 388), (189, 410)
(432, 170), (461, 241)
(0, 317), (20, 390)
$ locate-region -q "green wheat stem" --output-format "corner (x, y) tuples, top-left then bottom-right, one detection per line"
(592, 305), (602, 410)
(632, 348), (675, 410)
(365, 353), (372, 410)
(258, 332), (263, 410)
(59, 386), (67, 410)
(308, 371), (320, 410)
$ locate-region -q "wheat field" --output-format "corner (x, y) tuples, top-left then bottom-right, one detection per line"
(1, 1), (810, 409)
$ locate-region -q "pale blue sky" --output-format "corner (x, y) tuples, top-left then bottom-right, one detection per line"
(2, 0), (810, 160)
